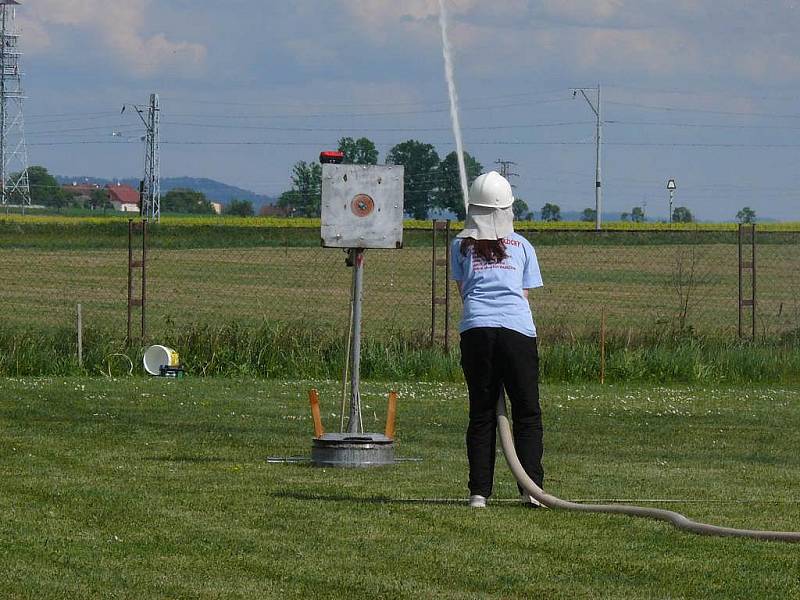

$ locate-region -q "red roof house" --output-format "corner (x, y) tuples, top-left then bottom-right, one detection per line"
(107, 184), (140, 212)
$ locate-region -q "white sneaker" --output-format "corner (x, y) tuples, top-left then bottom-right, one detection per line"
(520, 493), (543, 508)
(469, 494), (487, 508)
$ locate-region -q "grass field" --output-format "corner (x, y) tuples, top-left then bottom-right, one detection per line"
(1, 377), (798, 598)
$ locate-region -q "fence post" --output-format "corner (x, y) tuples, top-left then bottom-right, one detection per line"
(127, 220), (133, 343)
(431, 221), (437, 347)
(738, 223), (756, 339)
(142, 219), (148, 342)
(127, 219), (148, 345)
(752, 224), (757, 339)
(431, 220), (451, 349)
(444, 220), (451, 352)
(77, 303), (83, 368)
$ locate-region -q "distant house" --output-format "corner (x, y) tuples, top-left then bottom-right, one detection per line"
(62, 182), (102, 205)
(259, 204), (291, 217)
(107, 183), (140, 213)
(210, 202), (223, 215)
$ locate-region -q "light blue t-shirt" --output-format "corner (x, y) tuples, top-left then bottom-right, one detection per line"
(450, 232), (543, 337)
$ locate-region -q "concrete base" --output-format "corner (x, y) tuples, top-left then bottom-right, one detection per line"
(311, 433), (395, 467)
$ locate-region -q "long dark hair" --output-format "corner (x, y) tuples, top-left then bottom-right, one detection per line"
(460, 238), (507, 263)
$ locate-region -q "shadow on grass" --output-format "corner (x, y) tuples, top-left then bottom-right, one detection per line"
(271, 490), (516, 507)
(141, 455), (231, 463)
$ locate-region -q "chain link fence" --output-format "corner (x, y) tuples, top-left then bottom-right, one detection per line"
(2, 224), (798, 347)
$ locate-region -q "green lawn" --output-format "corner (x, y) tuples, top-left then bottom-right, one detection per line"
(1, 378), (799, 598)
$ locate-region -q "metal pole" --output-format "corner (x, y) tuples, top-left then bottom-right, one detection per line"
(444, 220), (451, 351)
(752, 224), (756, 339)
(347, 248), (365, 434)
(738, 224), (743, 338)
(431, 222), (437, 347)
(574, 86), (603, 230)
(127, 219), (133, 342)
(595, 84), (602, 231)
(0, 8), (6, 206)
(141, 219), (147, 341)
(669, 189), (674, 225)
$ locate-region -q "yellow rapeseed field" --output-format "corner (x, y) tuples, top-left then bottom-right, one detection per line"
(2, 213), (799, 231)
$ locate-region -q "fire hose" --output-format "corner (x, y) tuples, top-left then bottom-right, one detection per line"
(496, 395), (800, 543)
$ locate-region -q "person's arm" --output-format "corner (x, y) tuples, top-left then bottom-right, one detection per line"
(522, 242), (544, 294)
(523, 289), (529, 299)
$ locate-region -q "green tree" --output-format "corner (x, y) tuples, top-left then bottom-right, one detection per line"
(226, 199), (254, 216)
(434, 151), (483, 219)
(276, 190), (300, 217)
(512, 198), (530, 220)
(9, 165), (66, 208)
(631, 206), (646, 223)
(581, 208), (596, 223)
(736, 206), (756, 224)
(276, 161), (322, 217)
(386, 140), (440, 220)
(620, 212), (630, 222)
(541, 202), (561, 222)
(672, 206), (693, 223)
(161, 188), (215, 214)
(338, 137), (379, 165)
(89, 188), (112, 212)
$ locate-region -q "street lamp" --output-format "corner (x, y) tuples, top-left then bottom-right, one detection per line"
(667, 179), (676, 224)
(572, 85), (602, 230)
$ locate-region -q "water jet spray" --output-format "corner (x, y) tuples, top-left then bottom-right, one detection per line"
(438, 0), (469, 212)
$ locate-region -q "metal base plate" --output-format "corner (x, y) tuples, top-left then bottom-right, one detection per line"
(311, 433), (395, 468)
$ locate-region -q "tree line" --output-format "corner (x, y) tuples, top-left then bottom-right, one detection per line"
(276, 137), (490, 220)
(10, 162), (760, 224)
(9, 166), (256, 216)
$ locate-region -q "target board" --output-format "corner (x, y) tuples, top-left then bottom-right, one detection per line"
(320, 164), (405, 249)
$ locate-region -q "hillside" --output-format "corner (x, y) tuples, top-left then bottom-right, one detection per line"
(56, 175), (276, 208)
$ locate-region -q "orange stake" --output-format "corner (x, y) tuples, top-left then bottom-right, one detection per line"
(309, 389), (324, 438)
(385, 391), (398, 439)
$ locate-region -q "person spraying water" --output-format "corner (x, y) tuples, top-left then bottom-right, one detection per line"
(436, 1), (799, 542)
(451, 172), (545, 509)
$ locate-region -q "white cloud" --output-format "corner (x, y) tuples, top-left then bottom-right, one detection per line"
(335, 0), (800, 86)
(19, 0), (206, 76)
(538, 0), (626, 22)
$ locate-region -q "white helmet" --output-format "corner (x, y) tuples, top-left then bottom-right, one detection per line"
(468, 171), (514, 209)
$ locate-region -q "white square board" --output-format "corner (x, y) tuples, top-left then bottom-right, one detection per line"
(321, 164), (404, 249)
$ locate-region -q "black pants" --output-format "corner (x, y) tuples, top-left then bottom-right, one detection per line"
(460, 327), (544, 498)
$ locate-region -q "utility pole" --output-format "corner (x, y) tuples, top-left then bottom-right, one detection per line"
(124, 93), (160, 221)
(495, 159), (518, 183)
(0, 0), (30, 209)
(572, 84), (602, 230)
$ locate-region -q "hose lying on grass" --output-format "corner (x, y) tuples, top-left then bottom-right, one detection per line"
(496, 394), (800, 543)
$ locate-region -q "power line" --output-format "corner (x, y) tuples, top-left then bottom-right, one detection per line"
(607, 119), (800, 131)
(606, 84), (800, 103)
(163, 98), (564, 121)
(27, 138), (800, 149)
(160, 120), (592, 133)
(159, 88), (569, 110)
(606, 100), (800, 120)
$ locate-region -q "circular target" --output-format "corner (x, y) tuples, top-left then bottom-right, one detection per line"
(351, 194), (375, 217)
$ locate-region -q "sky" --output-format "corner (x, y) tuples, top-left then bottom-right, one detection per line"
(13, 0), (800, 221)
